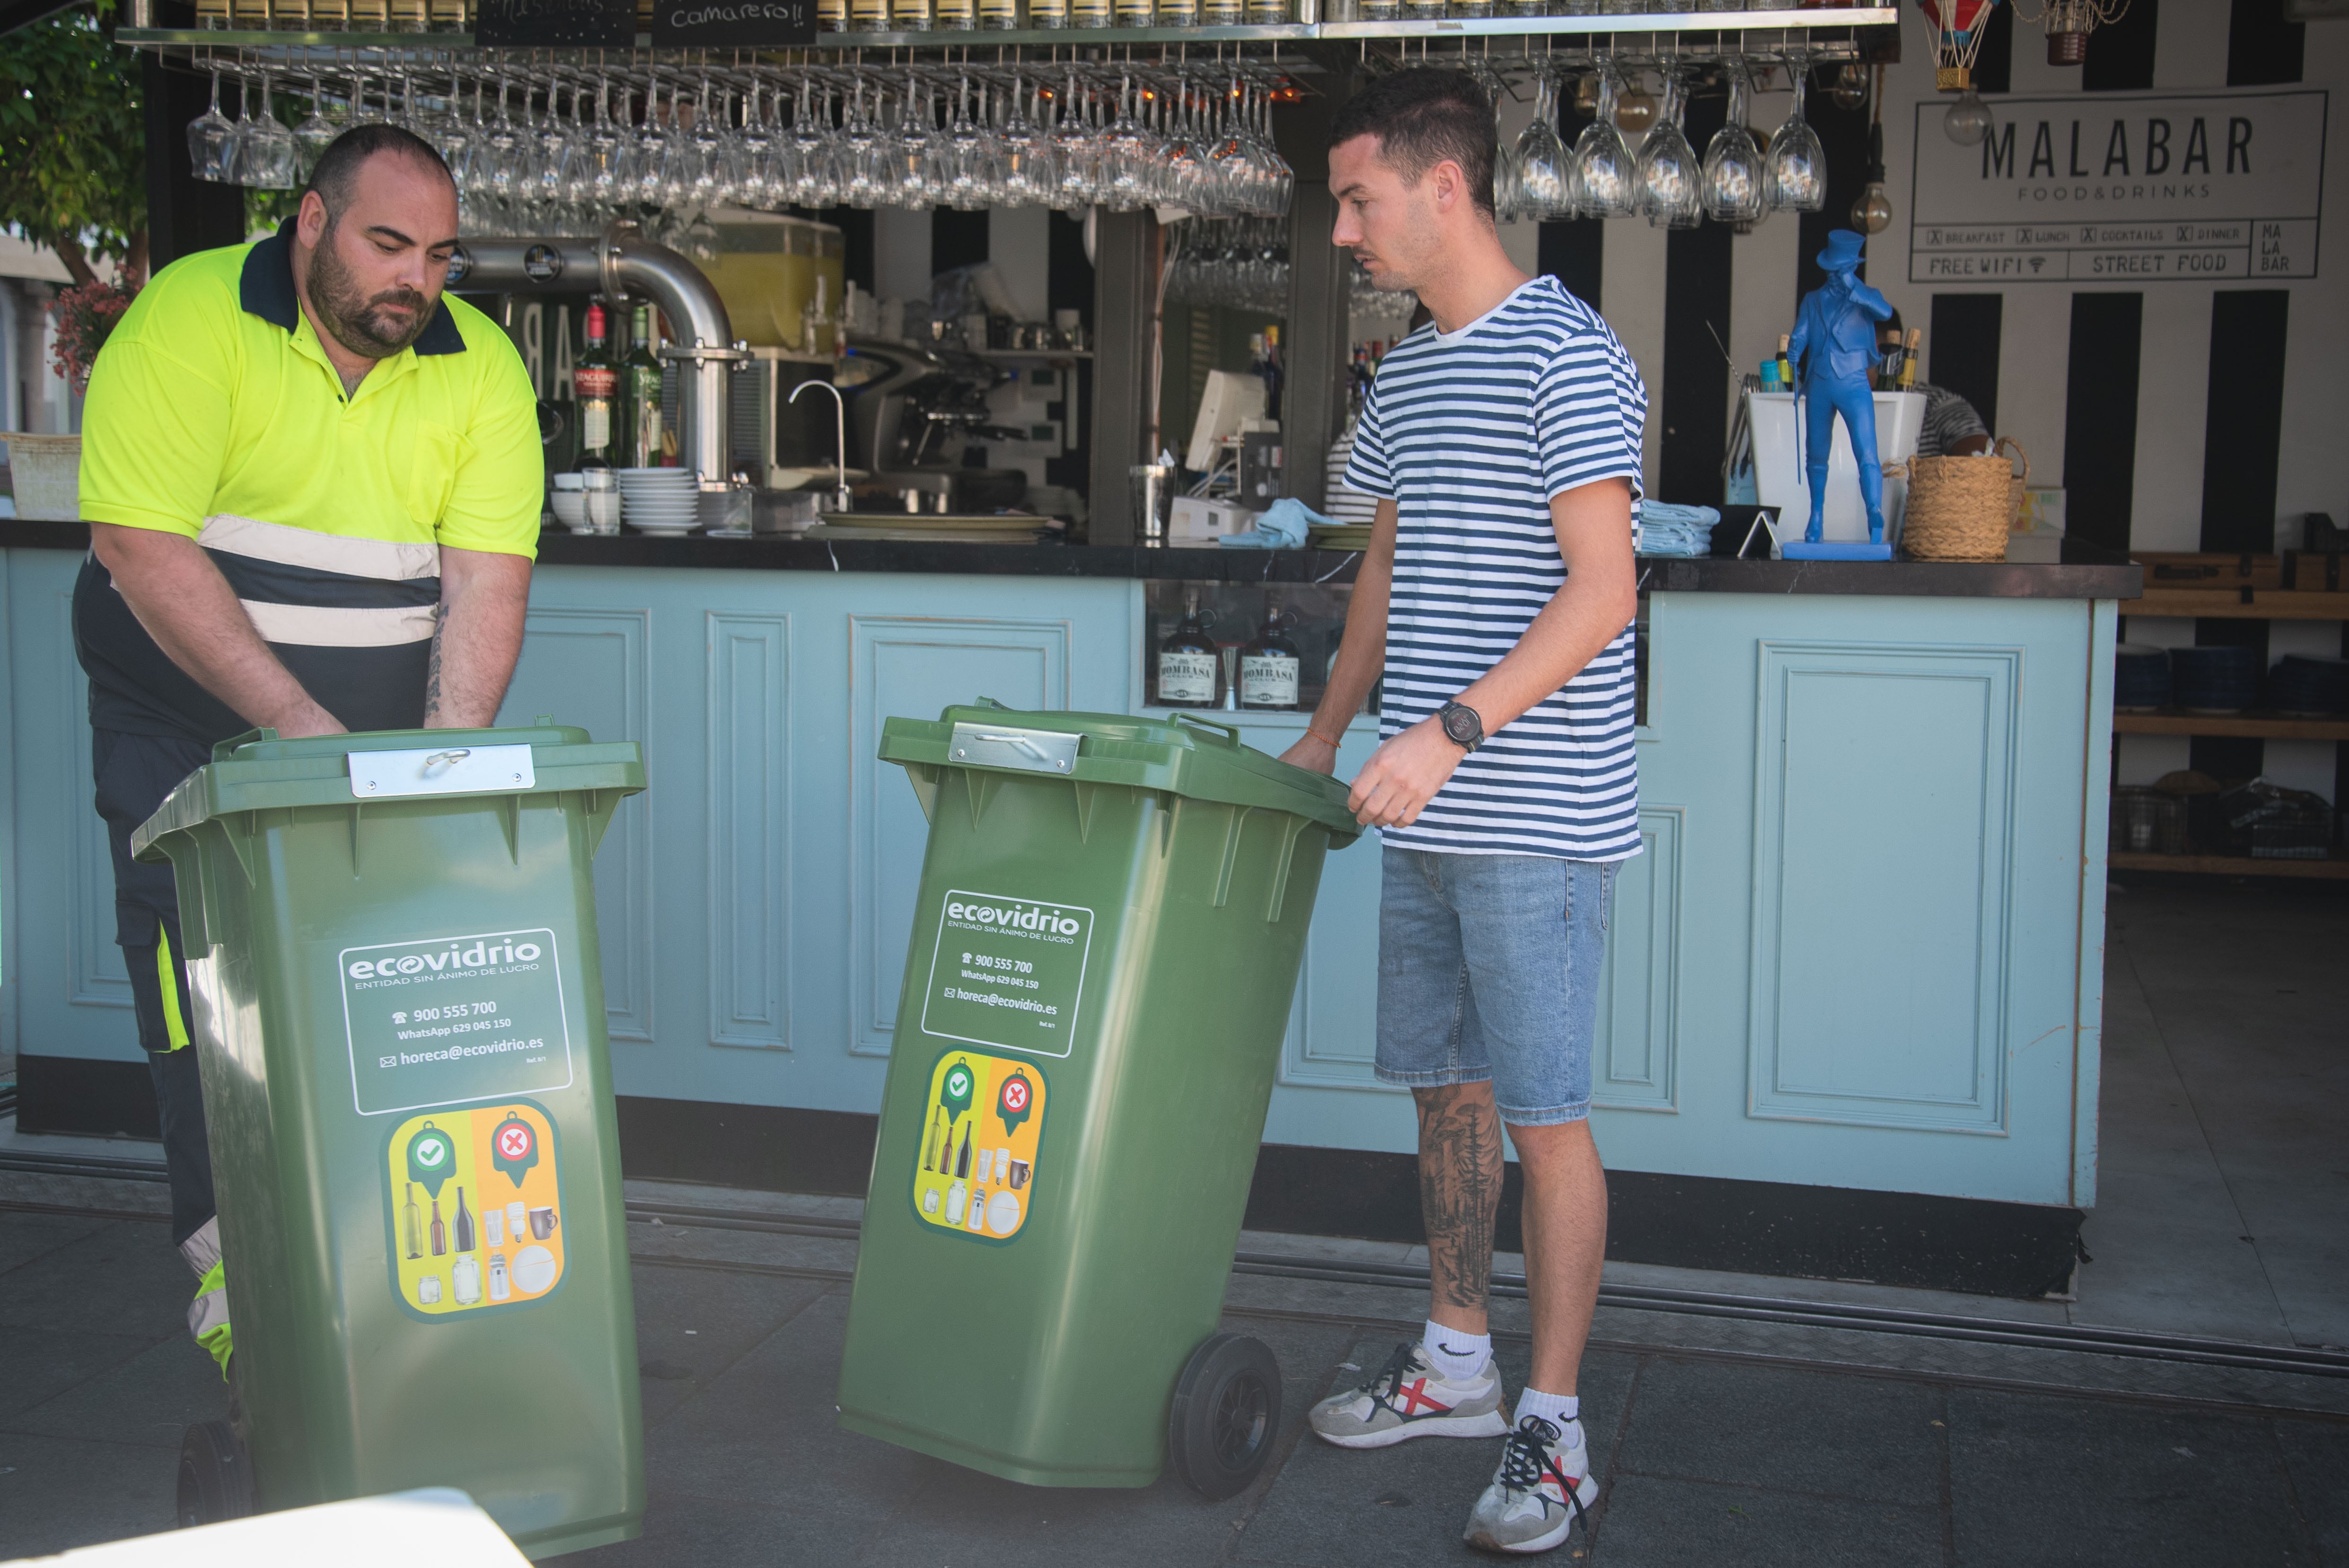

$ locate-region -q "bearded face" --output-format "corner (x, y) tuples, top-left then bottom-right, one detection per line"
(306, 213), (439, 360)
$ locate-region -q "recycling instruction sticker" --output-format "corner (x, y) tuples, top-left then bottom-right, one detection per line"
(911, 1050), (1047, 1245)
(383, 1101), (566, 1320)
(918, 890), (1092, 1060)
(341, 929), (574, 1116)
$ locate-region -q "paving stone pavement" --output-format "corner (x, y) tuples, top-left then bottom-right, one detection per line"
(4, 1183), (2345, 1567)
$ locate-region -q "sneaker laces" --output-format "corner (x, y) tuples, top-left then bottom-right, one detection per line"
(1355, 1341), (1424, 1416)
(1496, 1413), (1591, 1533)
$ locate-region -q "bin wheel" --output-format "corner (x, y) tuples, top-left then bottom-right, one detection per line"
(1168, 1332), (1282, 1500)
(176, 1419), (254, 1528)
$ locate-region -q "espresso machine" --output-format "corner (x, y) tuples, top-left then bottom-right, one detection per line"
(836, 335), (1031, 513)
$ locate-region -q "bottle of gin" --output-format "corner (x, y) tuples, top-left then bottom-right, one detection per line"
(575, 304), (617, 468)
(1157, 593), (1219, 709)
(1238, 596), (1303, 710)
(623, 306), (664, 468)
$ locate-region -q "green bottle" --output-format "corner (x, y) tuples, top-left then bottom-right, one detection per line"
(623, 305), (665, 469)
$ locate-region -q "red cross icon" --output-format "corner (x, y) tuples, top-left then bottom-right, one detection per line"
(1003, 1079), (1029, 1112)
(1393, 1378), (1450, 1417)
(498, 1124), (533, 1160)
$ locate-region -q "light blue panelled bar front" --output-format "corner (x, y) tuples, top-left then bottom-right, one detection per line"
(0, 537), (2123, 1213)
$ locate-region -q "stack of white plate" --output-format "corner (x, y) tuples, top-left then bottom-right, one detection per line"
(616, 468), (699, 535)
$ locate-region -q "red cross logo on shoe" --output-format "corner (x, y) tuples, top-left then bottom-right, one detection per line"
(1538, 1456), (1583, 1503)
(1394, 1378), (1452, 1417)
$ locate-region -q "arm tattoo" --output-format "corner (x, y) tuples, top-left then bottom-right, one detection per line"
(1416, 1085), (1503, 1311)
(422, 603), (447, 724)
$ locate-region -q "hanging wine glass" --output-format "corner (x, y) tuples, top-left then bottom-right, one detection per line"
(189, 67), (237, 183)
(1766, 63), (1828, 213)
(840, 81), (885, 210)
(944, 78), (992, 211)
(736, 82), (779, 210)
(1638, 74), (1702, 229)
(1514, 70), (1575, 221)
(997, 79), (1051, 209)
(1049, 78), (1097, 211)
(1700, 65), (1766, 225)
(1571, 70), (1637, 220)
(240, 73), (298, 191)
(293, 73), (339, 183)
(583, 79), (633, 216)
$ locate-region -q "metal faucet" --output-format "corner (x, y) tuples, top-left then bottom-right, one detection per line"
(790, 380), (853, 515)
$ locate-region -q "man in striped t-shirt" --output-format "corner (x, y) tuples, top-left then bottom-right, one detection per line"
(1285, 70), (1645, 1556)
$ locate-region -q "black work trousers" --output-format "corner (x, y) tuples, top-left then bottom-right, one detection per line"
(92, 727), (217, 1250)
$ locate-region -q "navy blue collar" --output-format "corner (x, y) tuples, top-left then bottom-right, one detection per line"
(240, 218), (466, 357)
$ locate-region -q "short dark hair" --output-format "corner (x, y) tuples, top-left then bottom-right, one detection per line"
(1327, 69), (1497, 221)
(306, 124), (455, 221)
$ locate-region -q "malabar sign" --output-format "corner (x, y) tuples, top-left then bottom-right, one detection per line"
(1909, 89), (2327, 283)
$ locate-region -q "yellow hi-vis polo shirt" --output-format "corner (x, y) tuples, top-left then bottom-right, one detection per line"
(74, 218), (542, 743)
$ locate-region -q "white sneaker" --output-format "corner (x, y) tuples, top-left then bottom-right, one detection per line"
(1306, 1341), (1511, 1449)
(1463, 1414), (1598, 1554)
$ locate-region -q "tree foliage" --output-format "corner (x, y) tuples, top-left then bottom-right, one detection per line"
(0, 0), (145, 286)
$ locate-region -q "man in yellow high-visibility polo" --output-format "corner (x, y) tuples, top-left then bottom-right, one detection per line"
(73, 124), (542, 1382)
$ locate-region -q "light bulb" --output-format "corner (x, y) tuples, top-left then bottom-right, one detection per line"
(1851, 182), (1894, 235)
(1944, 91), (1993, 147)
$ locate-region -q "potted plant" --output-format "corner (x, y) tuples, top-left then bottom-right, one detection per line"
(6, 279), (134, 519)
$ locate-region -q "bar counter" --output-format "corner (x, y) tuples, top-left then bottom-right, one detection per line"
(1, 521), (2130, 1295)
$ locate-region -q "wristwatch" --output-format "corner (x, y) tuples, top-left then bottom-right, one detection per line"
(1436, 700), (1485, 753)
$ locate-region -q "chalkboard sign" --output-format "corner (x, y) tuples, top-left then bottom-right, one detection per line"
(474, 0), (635, 47)
(650, 0), (815, 46)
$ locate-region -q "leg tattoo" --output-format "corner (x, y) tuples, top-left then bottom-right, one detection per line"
(1417, 1084), (1504, 1314)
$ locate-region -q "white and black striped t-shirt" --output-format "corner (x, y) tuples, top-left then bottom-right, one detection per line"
(1345, 275), (1648, 862)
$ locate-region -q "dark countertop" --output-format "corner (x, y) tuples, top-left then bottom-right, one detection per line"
(3, 520), (2143, 599)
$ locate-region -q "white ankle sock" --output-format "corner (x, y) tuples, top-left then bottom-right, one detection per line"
(1422, 1320), (1492, 1382)
(1514, 1388), (1580, 1438)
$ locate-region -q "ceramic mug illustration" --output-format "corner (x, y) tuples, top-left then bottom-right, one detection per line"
(529, 1206), (559, 1240)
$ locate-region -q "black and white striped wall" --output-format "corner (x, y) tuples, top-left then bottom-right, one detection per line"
(1497, 0), (2346, 804)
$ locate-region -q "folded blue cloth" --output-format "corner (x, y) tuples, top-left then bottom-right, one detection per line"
(1636, 501), (1719, 559)
(1218, 496), (1328, 549)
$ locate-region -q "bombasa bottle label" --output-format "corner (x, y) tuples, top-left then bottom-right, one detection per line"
(1239, 652), (1299, 708)
(1158, 651), (1218, 705)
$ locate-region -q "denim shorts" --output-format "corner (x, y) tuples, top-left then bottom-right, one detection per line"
(1375, 848), (1618, 1126)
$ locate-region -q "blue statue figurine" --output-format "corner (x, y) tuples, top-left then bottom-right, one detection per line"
(1786, 228), (1894, 556)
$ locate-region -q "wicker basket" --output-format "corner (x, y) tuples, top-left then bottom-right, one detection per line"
(1903, 438), (2029, 561)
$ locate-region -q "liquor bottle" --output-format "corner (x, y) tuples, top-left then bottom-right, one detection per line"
(1157, 593), (1220, 709)
(623, 307), (664, 469)
(1899, 327), (1920, 391)
(453, 1187), (475, 1253)
(1239, 596), (1304, 711)
(403, 1183), (423, 1260)
(1775, 334), (1793, 393)
(429, 1196), (447, 1257)
(576, 304), (617, 468)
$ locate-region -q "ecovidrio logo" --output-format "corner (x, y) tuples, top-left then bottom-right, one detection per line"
(943, 899), (1085, 938)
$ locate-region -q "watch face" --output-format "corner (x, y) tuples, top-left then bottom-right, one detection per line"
(1442, 705), (1478, 745)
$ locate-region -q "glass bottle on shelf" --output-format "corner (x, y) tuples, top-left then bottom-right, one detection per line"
(576, 304), (617, 468)
(623, 306), (664, 469)
(1238, 597), (1304, 711)
(978, 0), (1017, 25)
(1244, 0), (1287, 22)
(935, 0), (975, 28)
(817, 0), (845, 27)
(1200, 0), (1240, 23)
(1157, 593), (1220, 709)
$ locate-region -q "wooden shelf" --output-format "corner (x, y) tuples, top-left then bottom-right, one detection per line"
(2119, 587), (2349, 620)
(2114, 712), (2349, 741)
(2110, 852), (2349, 880)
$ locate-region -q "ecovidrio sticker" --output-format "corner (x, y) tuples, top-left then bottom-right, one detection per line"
(918, 890), (1092, 1060)
(910, 1050), (1046, 1245)
(383, 1101), (566, 1319)
(341, 929), (574, 1115)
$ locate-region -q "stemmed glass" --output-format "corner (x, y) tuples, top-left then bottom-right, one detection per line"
(736, 83), (780, 210)
(583, 79), (635, 215)
(239, 74), (299, 191)
(1571, 70), (1637, 219)
(840, 82), (886, 210)
(795, 86), (842, 210)
(1050, 79), (1100, 210)
(1099, 79), (1157, 214)
(1766, 63), (1827, 213)
(190, 68), (237, 183)
(294, 74), (339, 183)
(1637, 75), (1702, 228)
(944, 79), (995, 211)
(997, 80), (1053, 209)
(1700, 65), (1766, 226)
(1514, 71), (1575, 221)
(890, 86), (945, 212)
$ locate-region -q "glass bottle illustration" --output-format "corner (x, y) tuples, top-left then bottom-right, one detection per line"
(487, 1251), (511, 1303)
(402, 1183), (422, 1260)
(453, 1187), (475, 1253)
(955, 1122), (973, 1179)
(946, 1178), (969, 1225)
(429, 1196), (447, 1257)
(1239, 596), (1303, 710)
(453, 1253), (482, 1305)
(1157, 593), (1219, 709)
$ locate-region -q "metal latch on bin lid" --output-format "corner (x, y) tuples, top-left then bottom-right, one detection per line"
(348, 744), (536, 798)
(947, 723), (1081, 775)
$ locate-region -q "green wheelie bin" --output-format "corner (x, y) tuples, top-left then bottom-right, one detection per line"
(131, 724), (647, 1557)
(837, 700), (1362, 1498)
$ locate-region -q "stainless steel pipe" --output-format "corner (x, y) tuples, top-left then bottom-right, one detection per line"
(452, 224), (745, 483)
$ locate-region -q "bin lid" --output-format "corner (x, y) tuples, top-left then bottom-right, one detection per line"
(880, 701), (1362, 845)
(131, 725), (647, 863)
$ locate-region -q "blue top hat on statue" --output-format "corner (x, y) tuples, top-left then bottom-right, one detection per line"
(1816, 229), (1867, 273)
(1782, 229), (1896, 562)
